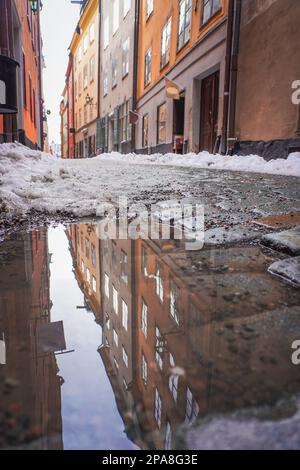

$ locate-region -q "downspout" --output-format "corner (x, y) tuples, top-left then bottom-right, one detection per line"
(69, 51), (76, 158)
(37, 0), (43, 150)
(97, 0), (102, 152)
(228, 0), (242, 152)
(131, 0), (140, 152)
(221, 0), (234, 154)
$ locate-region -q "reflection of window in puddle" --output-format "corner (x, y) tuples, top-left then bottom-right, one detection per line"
(0, 332), (6, 365)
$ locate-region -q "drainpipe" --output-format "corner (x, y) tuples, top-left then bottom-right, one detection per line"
(131, 0), (140, 153)
(37, 0), (44, 150)
(97, 1), (102, 142)
(221, 0), (234, 154)
(228, 0), (242, 152)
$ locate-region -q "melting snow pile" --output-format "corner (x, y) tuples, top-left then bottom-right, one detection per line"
(0, 142), (299, 219)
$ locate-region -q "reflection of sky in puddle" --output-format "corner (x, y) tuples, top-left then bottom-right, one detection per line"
(48, 227), (137, 450)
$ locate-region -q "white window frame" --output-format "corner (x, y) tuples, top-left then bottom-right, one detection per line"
(113, 286), (118, 314)
(113, 0), (119, 35)
(141, 301), (148, 338)
(154, 388), (162, 429)
(122, 299), (128, 331)
(113, 329), (119, 347)
(122, 346), (128, 367)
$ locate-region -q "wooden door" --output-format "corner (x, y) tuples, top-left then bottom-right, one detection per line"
(200, 71), (219, 153)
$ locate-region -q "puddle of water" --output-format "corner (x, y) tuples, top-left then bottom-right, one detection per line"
(0, 223), (300, 450)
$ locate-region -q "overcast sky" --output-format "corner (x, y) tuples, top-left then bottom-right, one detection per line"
(41, 0), (80, 144)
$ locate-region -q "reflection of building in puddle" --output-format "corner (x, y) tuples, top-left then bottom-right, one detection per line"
(0, 229), (64, 449)
(67, 223), (300, 450)
(0, 332), (6, 365)
(66, 224), (102, 325)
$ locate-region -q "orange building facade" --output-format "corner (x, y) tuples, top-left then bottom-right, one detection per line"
(0, 0), (44, 149)
(135, 0), (229, 154)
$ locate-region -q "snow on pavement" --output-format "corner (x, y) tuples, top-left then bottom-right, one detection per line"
(0, 142), (299, 218)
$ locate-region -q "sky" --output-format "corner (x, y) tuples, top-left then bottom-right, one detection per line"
(41, 0), (80, 144)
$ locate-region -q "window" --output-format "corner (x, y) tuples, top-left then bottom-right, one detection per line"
(90, 56), (95, 82)
(124, 0), (131, 17)
(113, 329), (119, 347)
(142, 114), (149, 148)
(141, 301), (148, 338)
(155, 326), (163, 370)
(114, 357), (119, 369)
(155, 264), (164, 302)
(120, 100), (131, 143)
(112, 58), (117, 88)
(154, 388), (162, 429)
(122, 346), (128, 367)
(91, 243), (96, 267)
(146, 0), (153, 19)
(122, 37), (130, 78)
(85, 238), (90, 258)
(78, 45), (82, 62)
(104, 273), (110, 298)
(103, 69), (108, 96)
(33, 89), (36, 127)
(141, 246), (148, 276)
(142, 354), (148, 385)
(22, 53), (26, 108)
(178, 0), (192, 51)
(84, 104), (87, 125)
(79, 108), (82, 127)
(78, 72), (82, 95)
(161, 17), (172, 69)
(120, 250), (128, 284)
(144, 48), (152, 86)
(92, 276), (97, 293)
(103, 16), (109, 49)
(83, 64), (88, 89)
(202, 0), (221, 24)
(113, 286), (118, 313)
(185, 387), (199, 425)
(170, 281), (180, 325)
(113, 0), (119, 35)
(83, 34), (88, 53)
(86, 268), (91, 284)
(105, 313), (111, 330)
(81, 260), (84, 272)
(165, 421), (172, 450)
(89, 22), (95, 43)
(169, 374), (179, 402)
(157, 103), (167, 144)
(121, 299), (128, 331)
(29, 75), (32, 120)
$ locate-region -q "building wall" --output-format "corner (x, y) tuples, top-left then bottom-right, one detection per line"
(0, 1), (42, 148)
(98, 0), (136, 153)
(75, 223), (102, 323)
(135, 0), (228, 153)
(70, 0), (99, 158)
(235, 0), (300, 157)
(16, 0), (41, 147)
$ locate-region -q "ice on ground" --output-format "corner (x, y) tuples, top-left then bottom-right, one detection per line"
(101, 150), (300, 177)
(182, 396), (300, 450)
(262, 227), (300, 255)
(268, 257), (300, 286)
(0, 143), (299, 219)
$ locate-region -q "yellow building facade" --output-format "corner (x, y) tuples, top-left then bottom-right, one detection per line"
(70, 0), (100, 158)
